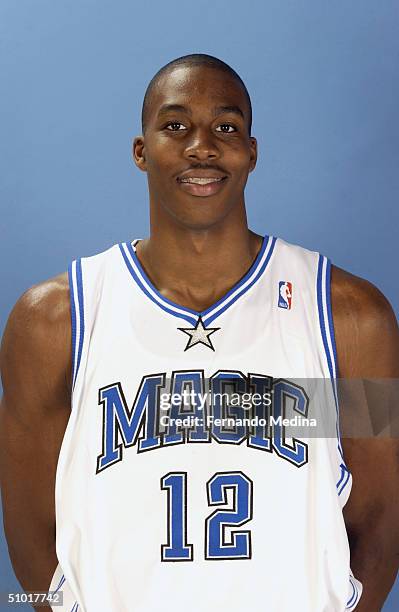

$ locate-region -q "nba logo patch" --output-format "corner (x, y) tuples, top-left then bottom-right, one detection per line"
(278, 281), (292, 310)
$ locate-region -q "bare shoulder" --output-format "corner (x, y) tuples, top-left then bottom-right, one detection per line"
(331, 266), (399, 377)
(1, 272), (70, 351)
(1, 272), (72, 402)
(331, 265), (395, 323)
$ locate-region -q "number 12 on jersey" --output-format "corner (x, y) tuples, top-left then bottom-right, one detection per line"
(161, 471), (253, 561)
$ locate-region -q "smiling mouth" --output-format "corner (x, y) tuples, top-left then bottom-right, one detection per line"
(177, 176), (228, 197)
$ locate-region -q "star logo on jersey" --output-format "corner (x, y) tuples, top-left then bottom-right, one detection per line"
(178, 317), (220, 351)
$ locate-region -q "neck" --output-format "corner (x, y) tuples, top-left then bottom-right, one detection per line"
(135, 212), (263, 312)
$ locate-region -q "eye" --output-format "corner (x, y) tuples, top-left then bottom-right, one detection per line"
(216, 124), (237, 133)
(165, 121), (186, 131)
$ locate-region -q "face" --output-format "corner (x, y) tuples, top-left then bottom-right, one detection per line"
(133, 65), (257, 230)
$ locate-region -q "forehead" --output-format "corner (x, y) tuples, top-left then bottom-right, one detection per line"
(150, 65), (249, 116)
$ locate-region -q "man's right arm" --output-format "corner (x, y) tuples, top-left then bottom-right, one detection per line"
(0, 273), (71, 604)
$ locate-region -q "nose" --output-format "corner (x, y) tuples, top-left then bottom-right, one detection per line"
(183, 126), (220, 162)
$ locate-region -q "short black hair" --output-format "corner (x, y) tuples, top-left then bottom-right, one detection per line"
(141, 53), (252, 135)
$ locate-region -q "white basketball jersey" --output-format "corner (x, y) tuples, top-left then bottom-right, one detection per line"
(49, 235), (362, 612)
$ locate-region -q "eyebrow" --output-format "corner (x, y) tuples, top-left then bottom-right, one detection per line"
(157, 103), (245, 120)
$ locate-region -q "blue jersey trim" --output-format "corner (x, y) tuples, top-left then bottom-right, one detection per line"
(203, 237), (277, 326)
(68, 259), (85, 389)
(68, 263), (78, 387)
(119, 244), (197, 326)
(346, 580), (356, 607)
(76, 259), (85, 387)
(53, 574), (65, 593)
(317, 255), (360, 610)
(194, 235), (270, 320)
(337, 464), (351, 496)
(316, 256), (334, 379)
(325, 259), (338, 374)
(346, 576), (360, 609)
(120, 235), (275, 326)
(125, 242), (200, 317)
(316, 255), (351, 497)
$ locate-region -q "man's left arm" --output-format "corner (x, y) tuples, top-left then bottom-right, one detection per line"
(332, 265), (399, 611)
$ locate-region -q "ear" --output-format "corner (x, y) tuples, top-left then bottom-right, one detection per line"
(133, 136), (147, 172)
(248, 136), (257, 173)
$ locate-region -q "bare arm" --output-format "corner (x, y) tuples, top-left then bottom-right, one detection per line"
(0, 274), (71, 610)
(332, 265), (399, 611)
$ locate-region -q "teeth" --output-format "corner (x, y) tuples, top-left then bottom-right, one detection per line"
(180, 177), (224, 184)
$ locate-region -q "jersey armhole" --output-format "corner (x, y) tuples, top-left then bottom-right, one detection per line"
(68, 259), (85, 391)
(316, 255), (337, 379)
(48, 563), (80, 611)
(316, 255), (352, 503)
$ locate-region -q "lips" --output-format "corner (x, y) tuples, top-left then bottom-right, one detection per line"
(177, 175), (227, 197)
(176, 170), (228, 197)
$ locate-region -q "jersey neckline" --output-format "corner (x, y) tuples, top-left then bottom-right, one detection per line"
(119, 235), (277, 326)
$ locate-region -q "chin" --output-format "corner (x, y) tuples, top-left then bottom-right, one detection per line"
(168, 201), (233, 231)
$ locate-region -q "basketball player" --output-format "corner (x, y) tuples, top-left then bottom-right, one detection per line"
(0, 54), (398, 612)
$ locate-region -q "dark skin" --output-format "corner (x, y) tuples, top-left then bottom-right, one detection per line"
(0, 64), (398, 611)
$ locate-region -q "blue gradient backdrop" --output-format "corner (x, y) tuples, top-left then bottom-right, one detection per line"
(0, 1), (398, 610)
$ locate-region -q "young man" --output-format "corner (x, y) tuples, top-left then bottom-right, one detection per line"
(0, 54), (398, 612)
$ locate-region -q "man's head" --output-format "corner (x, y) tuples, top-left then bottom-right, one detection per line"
(134, 54), (257, 231)
(141, 54), (253, 136)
